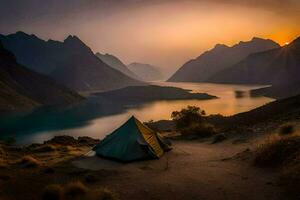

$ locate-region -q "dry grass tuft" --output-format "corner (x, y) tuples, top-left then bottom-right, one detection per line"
(0, 159), (8, 168)
(18, 155), (42, 168)
(42, 184), (63, 200)
(90, 188), (119, 200)
(254, 135), (300, 167)
(63, 181), (89, 200)
(58, 145), (75, 153)
(33, 144), (57, 153)
(253, 126), (300, 198)
(0, 146), (4, 155)
(42, 181), (119, 200)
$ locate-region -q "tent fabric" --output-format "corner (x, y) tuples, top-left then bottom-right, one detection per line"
(93, 116), (171, 162)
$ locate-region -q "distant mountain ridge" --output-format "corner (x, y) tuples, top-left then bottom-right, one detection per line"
(0, 41), (83, 113)
(168, 37), (280, 82)
(128, 62), (163, 81)
(209, 37), (300, 99)
(0, 32), (143, 91)
(95, 52), (139, 79)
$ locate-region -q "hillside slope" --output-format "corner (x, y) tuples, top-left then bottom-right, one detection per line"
(0, 32), (143, 91)
(0, 41), (83, 113)
(221, 93), (300, 127)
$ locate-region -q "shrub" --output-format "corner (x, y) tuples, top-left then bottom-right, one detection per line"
(90, 188), (119, 200)
(180, 122), (217, 137)
(63, 181), (88, 200)
(18, 155), (41, 168)
(42, 184), (63, 200)
(279, 124), (295, 135)
(254, 136), (300, 167)
(171, 106), (206, 129)
(171, 106), (216, 137)
(43, 181), (119, 200)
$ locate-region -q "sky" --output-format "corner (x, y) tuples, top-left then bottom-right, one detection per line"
(0, 0), (299, 76)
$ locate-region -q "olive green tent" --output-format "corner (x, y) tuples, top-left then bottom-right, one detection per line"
(93, 116), (171, 162)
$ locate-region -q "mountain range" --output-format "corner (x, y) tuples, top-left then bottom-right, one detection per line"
(95, 52), (139, 80)
(128, 62), (163, 81)
(0, 41), (83, 113)
(168, 37), (280, 82)
(209, 37), (300, 84)
(209, 37), (300, 99)
(0, 32), (143, 91)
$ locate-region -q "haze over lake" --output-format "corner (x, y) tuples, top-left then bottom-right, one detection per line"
(18, 82), (273, 144)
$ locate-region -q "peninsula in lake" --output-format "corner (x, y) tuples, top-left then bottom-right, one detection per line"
(93, 85), (217, 104)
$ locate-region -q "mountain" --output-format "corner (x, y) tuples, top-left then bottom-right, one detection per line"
(209, 37), (300, 97)
(128, 62), (163, 81)
(0, 41), (83, 113)
(95, 53), (139, 79)
(168, 37), (280, 82)
(0, 32), (143, 91)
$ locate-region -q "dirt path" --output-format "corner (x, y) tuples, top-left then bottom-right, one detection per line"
(74, 140), (282, 200)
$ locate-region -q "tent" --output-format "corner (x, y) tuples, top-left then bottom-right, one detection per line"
(93, 116), (171, 162)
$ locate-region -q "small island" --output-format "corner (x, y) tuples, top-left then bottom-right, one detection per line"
(93, 85), (217, 104)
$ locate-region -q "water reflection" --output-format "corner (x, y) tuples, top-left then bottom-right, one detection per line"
(0, 82), (274, 144)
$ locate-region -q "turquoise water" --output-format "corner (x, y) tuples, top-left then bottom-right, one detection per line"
(11, 82), (273, 144)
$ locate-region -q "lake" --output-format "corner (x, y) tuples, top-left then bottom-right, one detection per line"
(16, 82), (274, 144)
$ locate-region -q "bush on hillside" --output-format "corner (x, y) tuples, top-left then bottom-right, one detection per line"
(171, 106), (205, 128)
(171, 106), (217, 137)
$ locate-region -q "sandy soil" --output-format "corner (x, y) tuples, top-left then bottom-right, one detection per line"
(73, 139), (282, 200)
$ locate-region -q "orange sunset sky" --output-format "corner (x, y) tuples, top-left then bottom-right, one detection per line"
(0, 0), (299, 75)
